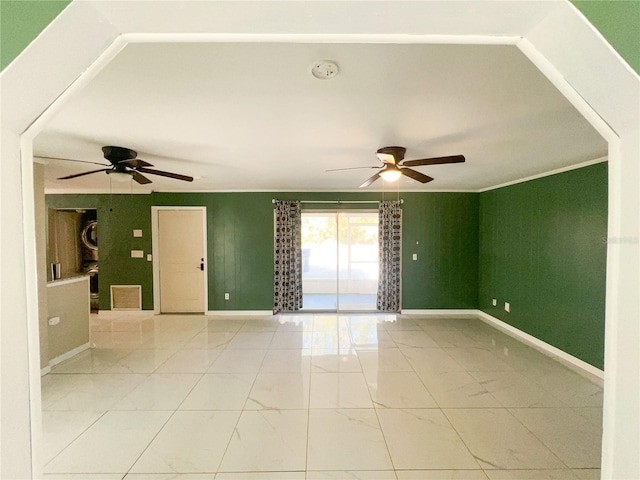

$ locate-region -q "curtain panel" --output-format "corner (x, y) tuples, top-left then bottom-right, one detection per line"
(273, 200), (303, 313)
(377, 200), (402, 312)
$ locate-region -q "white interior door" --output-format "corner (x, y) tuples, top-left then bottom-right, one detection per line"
(157, 209), (206, 313)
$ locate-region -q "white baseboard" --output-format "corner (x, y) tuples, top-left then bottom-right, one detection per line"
(476, 310), (604, 385)
(40, 366), (51, 377)
(48, 342), (91, 367)
(97, 310), (154, 319)
(396, 308), (603, 384)
(206, 310), (273, 316)
(402, 309), (477, 316)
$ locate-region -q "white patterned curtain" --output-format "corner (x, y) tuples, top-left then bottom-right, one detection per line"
(377, 200), (402, 312)
(273, 200), (303, 313)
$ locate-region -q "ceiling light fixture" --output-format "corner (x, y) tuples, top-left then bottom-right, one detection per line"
(106, 171), (132, 182)
(379, 165), (402, 182)
(311, 60), (339, 79)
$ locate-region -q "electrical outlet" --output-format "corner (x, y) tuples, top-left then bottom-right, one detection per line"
(492, 298), (497, 306)
(147, 254), (152, 261)
(224, 293), (230, 300)
(412, 253), (418, 261)
(505, 302), (510, 312)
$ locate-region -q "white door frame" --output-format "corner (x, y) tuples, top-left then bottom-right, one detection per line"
(151, 206), (208, 314)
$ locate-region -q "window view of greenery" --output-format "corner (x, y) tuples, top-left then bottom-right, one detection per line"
(301, 212), (378, 310)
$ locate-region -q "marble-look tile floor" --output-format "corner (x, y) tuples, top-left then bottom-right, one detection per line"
(41, 313), (603, 480)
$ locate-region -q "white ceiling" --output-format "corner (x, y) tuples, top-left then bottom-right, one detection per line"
(35, 41), (607, 193)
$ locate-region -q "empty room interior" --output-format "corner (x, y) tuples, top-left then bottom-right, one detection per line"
(1, 1), (639, 480)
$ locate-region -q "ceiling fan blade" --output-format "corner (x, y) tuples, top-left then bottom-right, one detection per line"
(58, 168), (112, 180)
(402, 155), (465, 167)
(41, 156), (109, 167)
(359, 172), (381, 188)
(400, 167), (434, 184)
(120, 158), (153, 168)
(131, 171), (152, 185)
(326, 166), (379, 172)
(137, 167), (194, 182)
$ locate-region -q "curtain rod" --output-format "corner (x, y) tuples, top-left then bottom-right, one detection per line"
(271, 199), (403, 204)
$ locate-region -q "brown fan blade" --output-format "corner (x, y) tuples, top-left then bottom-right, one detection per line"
(58, 168), (112, 180)
(131, 171), (152, 184)
(41, 156), (109, 167)
(400, 167), (434, 184)
(359, 172), (381, 188)
(326, 166), (379, 172)
(402, 155), (465, 167)
(120, 158), (153, 168)
(137, 167), (193, 182)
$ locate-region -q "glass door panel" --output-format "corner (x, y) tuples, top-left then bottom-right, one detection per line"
(301, 212), (338, 310)
(338, 212), (378, 311)
(301, 210), (379, 311)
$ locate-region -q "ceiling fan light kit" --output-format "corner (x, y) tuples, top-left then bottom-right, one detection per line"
(379, 165), (402, 182)
(331, 145), (465, 188)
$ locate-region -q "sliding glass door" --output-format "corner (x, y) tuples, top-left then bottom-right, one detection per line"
(301, 211), (378, 311)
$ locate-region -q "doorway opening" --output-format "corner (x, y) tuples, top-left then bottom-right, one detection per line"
(301, 211), (378, 311)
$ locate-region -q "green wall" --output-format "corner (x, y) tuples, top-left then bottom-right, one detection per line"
(2, 1), (638, 74)
(46, 191), (479, 312)
(479, 162), (608, 369)
(47, 194), (154, 310)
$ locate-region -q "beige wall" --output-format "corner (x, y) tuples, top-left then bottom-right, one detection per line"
(46, 278), (90, 361)
(48, 209), (82, 279)
(34, 163), (49, 369)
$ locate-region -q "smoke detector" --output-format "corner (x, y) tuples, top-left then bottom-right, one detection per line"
(311, 60), (339, 79)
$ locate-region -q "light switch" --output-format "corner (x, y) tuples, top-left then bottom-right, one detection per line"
(147, 254), (153, 261)
(412, 253), (418, 261)
(133, 229), (143, 237)
(131, 250), (144, 258)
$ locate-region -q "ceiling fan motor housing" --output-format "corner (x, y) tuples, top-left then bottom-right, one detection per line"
(102, 146), (137, 163)
(376, 146), (406, 163)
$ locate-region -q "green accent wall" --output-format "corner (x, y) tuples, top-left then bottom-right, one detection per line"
(0, 0), (71, 70)
(479, 162), (608, 369)
(571, 0), (640, 74)
(46, 194), (153, 310)
(46, 191), (479, 312)
(402, 192), (479, 309)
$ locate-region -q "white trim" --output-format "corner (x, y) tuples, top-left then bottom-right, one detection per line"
(40, 366), (51, 377)
(21, 37), (129, 139)
(151, 206), (208, 314)
(404, 309), (604, 384)
(476, 310), (604, 385)
(121, 32), (523, 46)
(19, 139), (45, 479)
(207, 310), (273, 317)
(47, 342), (91, 367)
(97, 310), (153, 319)
(401, 309), (477, 316)
(479, 156), (609, 192)
(46, 275), (90, 288)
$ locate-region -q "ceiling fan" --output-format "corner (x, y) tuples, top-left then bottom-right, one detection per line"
(328, 146), (465, 187)
(54, 146), (194, 184)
